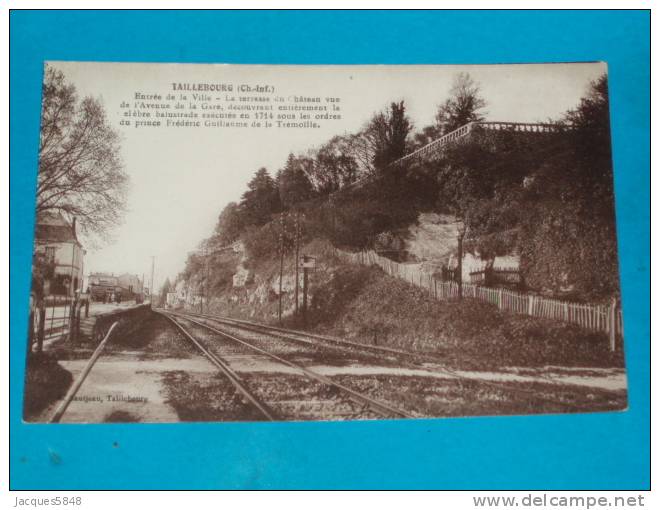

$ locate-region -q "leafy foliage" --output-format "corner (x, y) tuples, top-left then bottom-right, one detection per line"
(213, 202), (246, 246)
(276, 154), (316, 208)
(187, 74), (619, 302)
(241, 214), (297, 267)
(239, 167), (281, 227)
(307, 136), (361, 194)
(518, 75), (619, 299)
(435, 72), (487, 134)
(159, 277), (172, 306)
(364, 101), (413, 170)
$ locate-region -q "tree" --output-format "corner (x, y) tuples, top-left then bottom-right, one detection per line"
(239, 167), (281, 226)
(518, 74), (619, 299)
(277, 153), (315, 208)
(564, 74), (613, 188)
(411, 125), (443, 150)
(364, 101), (413, 170)
(159, 278), (172, 307)
(425, 127), (539, 297)
(37, 65), (128, 244)
(214, 202), (246, 246)
(435, 72), (487, 135)
(308, 136), (360, 194)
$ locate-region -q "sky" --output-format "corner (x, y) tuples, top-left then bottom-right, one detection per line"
(46, 61), (606, 292)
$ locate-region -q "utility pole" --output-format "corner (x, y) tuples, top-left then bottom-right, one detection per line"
(302, 257), (309, 326)
(456, 217), (467, 301)
(150, 256), (155, 308)
(205, 251), (210, 315)
(294, 211), (300, 315)
(200, 249), (209, 314)
(300, 254), (315, 327)
(330, 196), (337, 246)
(278, 212), (286, 325)
(66, 231), (76, 339)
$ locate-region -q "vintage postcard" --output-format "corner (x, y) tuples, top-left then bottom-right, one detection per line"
(24, 62), (626, 423)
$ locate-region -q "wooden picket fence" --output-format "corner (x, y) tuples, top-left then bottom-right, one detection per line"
(335, 248), (623, 349)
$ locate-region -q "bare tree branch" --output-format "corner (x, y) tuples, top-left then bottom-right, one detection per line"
(36, 65), (128, 246)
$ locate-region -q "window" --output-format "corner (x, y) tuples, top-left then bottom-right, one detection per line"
(45, 247), (55, 264)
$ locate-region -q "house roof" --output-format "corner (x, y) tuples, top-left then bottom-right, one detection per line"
(35, 212), (81, 245)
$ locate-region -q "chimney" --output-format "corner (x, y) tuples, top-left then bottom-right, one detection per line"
(71, 217), (77, 239)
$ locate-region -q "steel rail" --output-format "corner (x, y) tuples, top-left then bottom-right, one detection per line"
(49, 321), (119, 423)
(169, 313), (414, 419)
(179, 310), (422, 361)
(178, 311), (589, 411)
(158, 311), (277, 421)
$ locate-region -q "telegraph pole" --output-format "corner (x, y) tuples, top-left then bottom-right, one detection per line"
(294, 211), (300, 314)
(302, 257), (308, 326)
(150, 256), (155, 308)
(204, 251), (210, 314)
(456, 218), (467, 301)
(300, 255), (315, 327)
(200, 249), (209, 314)
(278, 212), (286, 325)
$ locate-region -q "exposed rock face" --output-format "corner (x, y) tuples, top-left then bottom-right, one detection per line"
(232, 266), (253, 287)
(405, 213), (461, 263)
(407, 212), (520, 280)
(232, 241), (253, 288)
(269, 273), (302, 295)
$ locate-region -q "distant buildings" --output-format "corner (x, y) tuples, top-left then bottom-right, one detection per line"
(117, 273), (142, 296)
(34, 212), (85, 297)
(166, 292), (178, 308)
(87, 273), (118, 301)
(88, 272), (144, 302)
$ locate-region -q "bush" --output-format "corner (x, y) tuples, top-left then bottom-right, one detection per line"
(242, 222), (289, 267)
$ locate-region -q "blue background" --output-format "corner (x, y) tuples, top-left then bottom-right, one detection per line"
(10, 10), (650, 490)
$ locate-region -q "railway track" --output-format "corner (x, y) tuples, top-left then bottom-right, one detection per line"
(171, 310), (595, 413)
(161, 312), (277, 421)
(159, 311), (413, 420)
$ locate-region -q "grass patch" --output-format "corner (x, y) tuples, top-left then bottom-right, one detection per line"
(299, 264), (624, 369)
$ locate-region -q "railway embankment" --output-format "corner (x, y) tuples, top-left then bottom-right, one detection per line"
(83, 303), (154, 342)
(25, 310), (215, 423)
(186, 239), (622, 372)
(24, 304), (164, 421)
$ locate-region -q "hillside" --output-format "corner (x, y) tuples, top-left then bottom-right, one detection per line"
(177, 236), (621, 370)
(169, 74), (619, 367)
(403, 213), (520, 278)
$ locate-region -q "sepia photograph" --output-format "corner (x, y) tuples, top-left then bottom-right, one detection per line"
(23, 61), (627, 424)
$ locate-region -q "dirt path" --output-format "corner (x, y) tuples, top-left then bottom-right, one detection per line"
(39, 357), (216, 423)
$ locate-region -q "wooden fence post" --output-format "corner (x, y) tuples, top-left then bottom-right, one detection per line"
(69, 297), (78, 341)
(498, 288), (503, 310)
(36, 303), (46, 353)
(609, 296), (617, 352)
(75, 303), (82, 339)
(528, 295), (534, 316)
(27, 307), (35, 356)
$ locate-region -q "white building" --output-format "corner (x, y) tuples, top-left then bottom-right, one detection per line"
(34, 213), (85, 297)
(117, 273), (142, 296)
(166, 292), (178, 308)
